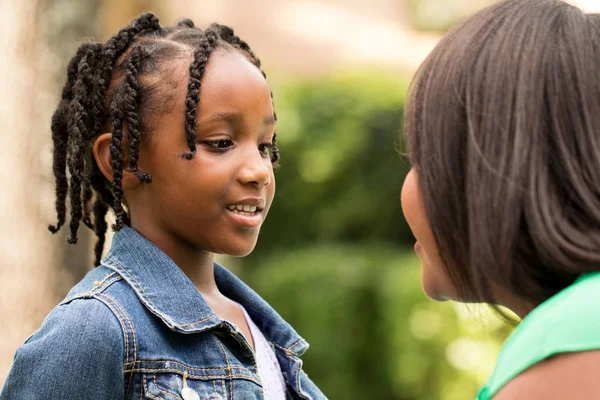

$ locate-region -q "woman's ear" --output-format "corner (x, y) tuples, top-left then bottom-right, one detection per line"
(92, 133), (142, 191)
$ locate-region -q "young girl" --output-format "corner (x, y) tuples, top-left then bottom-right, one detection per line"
(0, 14), (325, 400)
(401, 0), (600, 398)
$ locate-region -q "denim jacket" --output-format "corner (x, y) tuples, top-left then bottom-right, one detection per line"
(1, 227), (326, 400)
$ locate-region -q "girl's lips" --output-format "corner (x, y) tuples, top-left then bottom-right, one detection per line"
(414, 241), (421, 252)
(226, 208), (263, 228)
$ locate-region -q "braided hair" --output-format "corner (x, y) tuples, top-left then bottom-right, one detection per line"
(48, 13), (279, 266)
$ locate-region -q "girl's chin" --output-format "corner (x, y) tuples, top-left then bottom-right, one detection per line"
(219, 243), (258, 258)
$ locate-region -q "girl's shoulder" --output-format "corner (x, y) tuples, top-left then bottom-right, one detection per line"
(478, 272), (600, 399)
(1, 267), (126, 399)
(31, 265), (127, 355)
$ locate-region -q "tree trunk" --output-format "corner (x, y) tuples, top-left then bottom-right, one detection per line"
(0, 0), (100, 386)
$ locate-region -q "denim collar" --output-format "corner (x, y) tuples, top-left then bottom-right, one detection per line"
(101, 226), (308, 356)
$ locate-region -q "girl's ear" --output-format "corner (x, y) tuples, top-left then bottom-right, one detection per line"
(92, 133), (143, 191)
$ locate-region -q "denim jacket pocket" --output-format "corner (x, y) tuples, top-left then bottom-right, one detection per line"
(143, 372), (226, 400)
(141, 363), (263, 400)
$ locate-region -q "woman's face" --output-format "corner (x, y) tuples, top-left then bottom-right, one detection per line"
(400, 168), (457, 301)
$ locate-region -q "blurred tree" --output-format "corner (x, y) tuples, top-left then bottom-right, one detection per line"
(0, 0), (103, 385)
(98, 0), (171, 39)
(41, 0), (102, 295)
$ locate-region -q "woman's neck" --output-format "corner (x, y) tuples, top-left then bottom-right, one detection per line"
(492, 285), (536, 320)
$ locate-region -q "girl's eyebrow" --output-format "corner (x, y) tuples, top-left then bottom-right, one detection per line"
(199, 112), (276, 127)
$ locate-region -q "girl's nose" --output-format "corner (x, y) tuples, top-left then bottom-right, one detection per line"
(237, 147), (271, 187)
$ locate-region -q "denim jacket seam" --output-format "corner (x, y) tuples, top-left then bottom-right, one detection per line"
(95, 292), (138, 396)
(60, 272), (120, 305)
(124, 367), (261, 386)
(97, 293), (138, 363)
(142, 374), (162, 400)
(293, 361), (314, 400)
(152, 373), (180, 400)
(103, 256), (159, 310)
(272, 341), (305, 357)
(91, 295), (129, 363)
(216, 338), (235, 397)
(123, 360), (256, 374)
(289, 338), (308, 353)
(218, 376), (226, 398)
(271, 342), (315, 400)
(178, 314), (220, 327)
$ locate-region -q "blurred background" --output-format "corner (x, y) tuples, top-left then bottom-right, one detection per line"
(1, 0), (597, 398)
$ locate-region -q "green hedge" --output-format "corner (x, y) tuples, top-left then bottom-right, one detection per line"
(245, 245), (509, 400)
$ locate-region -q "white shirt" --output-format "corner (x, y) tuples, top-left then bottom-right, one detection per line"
(239, 305), (287, 400)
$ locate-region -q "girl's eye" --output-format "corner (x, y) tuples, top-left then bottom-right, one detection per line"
(258, 143), (272, 157)
(206, 139), (234, 150)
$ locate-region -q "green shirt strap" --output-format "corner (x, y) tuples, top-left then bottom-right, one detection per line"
(477, 272), (600, 399)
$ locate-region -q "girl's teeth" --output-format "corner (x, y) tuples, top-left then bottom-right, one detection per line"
(228, 205), (258, 213)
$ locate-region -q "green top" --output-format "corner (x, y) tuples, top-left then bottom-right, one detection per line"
(477, 272), (600, 399)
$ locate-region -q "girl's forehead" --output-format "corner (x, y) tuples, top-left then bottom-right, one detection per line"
(148, 51), (273, 136)
(194, 52), (272, 116)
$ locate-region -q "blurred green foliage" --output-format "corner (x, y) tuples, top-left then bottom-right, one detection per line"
(238, 74), (512, 399)
(406, 0), (498, 32)
(258, 73), (413, 250)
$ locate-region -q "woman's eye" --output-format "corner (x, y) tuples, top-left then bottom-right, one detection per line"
(258, 143), (272, 156)
(206, 139), (233, 150)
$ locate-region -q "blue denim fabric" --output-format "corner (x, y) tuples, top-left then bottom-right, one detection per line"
(1, 227), (326, 399)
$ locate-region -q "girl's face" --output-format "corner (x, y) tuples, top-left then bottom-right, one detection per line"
(125, 50), (276, 257)
(400, 169), (457, 301)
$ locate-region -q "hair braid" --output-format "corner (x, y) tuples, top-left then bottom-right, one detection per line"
(89, 166), (115, 265)
(81, 46), (105, 230)
(95, 13), (161, 136)
(65, 47), (102, 244)
(81, 175), (94, 229)
(48, 43), (101, 234)
(122, 46), (152, 183)
(182, 31), (218, 160)
(101, 13), (161, 86)
(108, 95), (127, 230)
(92, 198), (109, 265)
(48, 105), (70, 234)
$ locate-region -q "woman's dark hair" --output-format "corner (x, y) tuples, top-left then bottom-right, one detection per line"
(48, 13), (279, 266)
(405, 0), (600, 308)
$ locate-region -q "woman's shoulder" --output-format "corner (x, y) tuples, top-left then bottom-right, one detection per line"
(479, 272), (600, 399)
(491, 348), (600, 399)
